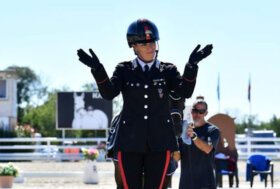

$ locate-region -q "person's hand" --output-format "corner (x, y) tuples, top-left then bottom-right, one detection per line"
(186, 124), (194, 138)
(188, 44), (213, 65)
(77, 48), (101, 70)
(173, 151), (181, 162)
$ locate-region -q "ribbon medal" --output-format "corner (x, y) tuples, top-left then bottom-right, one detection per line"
(158, 88), (163, 98)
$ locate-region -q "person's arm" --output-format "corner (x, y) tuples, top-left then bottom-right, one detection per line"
(192, 137), (213, 154)
(187, 125), (220, 154)
(91, 64), (122, 100)
(168, 44), (213, 98)
(168, 64), (197, 98)
(187, 126), (213, 154)
(77, 48), (122, 100)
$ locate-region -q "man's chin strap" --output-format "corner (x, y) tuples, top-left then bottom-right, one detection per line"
(155, 41), (159, 60)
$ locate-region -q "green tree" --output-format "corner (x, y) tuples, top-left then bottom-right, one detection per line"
(82, 83), (97, 92)
(269, 115), (280, 137)
(235, 114), (280, 137)
(22, 92), (59, 137)
(235, 115), (259, 134)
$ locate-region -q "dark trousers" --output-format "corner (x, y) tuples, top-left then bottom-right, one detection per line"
(118, 151), (170, 189)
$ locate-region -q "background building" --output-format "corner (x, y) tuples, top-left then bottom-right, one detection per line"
(0, 69), (18, 130)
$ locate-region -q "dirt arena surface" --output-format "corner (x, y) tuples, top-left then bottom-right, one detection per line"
(7, 160), (280, 188)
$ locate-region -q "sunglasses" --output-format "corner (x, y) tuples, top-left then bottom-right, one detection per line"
(191, 108), (207, 114)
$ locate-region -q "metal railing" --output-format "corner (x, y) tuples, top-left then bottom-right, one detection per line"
(0, 137), (280, 161)
(236, 137), (280, 159)
(0, 137), (107, 161)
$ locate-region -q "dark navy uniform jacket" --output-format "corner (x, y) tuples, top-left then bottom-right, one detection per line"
(91, 59), (197, 152)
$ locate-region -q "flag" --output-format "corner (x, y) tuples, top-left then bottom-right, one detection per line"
(217, 73), (220, 101)
(248, 74), (251, 102)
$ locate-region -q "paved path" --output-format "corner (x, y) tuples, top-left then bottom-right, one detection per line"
(9, 160), (280, 188)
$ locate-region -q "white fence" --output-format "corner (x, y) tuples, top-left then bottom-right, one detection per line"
(0, 137), (280, 161)
(236, 137), (280, 159)
(0, 137), (107, 161)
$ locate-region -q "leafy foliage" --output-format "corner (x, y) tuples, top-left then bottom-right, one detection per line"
(0, 163), (19, 177)
(15, 124), (35, 137)
(0, 130), (17, 138)
(81, 148), (99, 161)
(236, 115), (280, 136)
(22, 92), (58, 137)
(266, 115), (280, 137)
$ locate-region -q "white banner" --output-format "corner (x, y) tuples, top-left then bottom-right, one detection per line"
(56, 92), (112, 130)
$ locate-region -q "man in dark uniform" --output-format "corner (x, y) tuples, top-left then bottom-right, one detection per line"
(111, 91), (185, 189)
(77, 18), (213, 189)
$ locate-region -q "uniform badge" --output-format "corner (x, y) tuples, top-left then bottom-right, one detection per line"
(158, 88), (164, 98)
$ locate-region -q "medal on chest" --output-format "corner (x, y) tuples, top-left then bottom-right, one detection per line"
(158, 88), (164, 98)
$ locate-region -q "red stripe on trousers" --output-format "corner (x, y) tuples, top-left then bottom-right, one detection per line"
(159, 151), (171, 189)
(118, 151), (129, 189)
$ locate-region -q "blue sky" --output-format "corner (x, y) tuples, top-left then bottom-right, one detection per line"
(1, 0), (279, 123)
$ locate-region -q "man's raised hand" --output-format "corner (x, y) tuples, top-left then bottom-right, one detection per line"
(77, 48), (101, 70)
(188, 44), (213, 65)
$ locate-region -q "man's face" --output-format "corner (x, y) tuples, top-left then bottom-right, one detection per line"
(132, 42), (156, 62)
(191, 103), (208, 125)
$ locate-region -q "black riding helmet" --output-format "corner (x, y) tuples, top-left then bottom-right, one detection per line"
(126, 18), (159, 48)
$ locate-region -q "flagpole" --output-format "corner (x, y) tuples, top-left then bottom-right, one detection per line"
(248, 73), (252, 135)
(217, 73), (220, 113)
